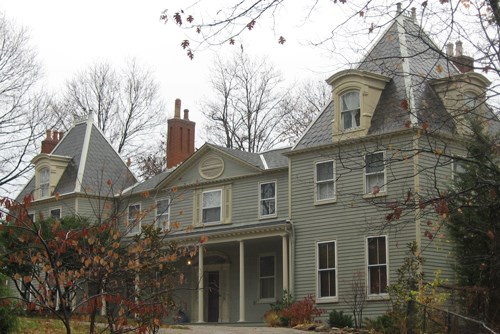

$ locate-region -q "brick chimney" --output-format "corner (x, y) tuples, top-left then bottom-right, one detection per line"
(166, 99), (195, 169)
(41, 129), (62, 154)
(447, 40), (474, 73)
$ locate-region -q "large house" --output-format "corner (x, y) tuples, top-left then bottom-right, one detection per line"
(14, 8), (493, 323)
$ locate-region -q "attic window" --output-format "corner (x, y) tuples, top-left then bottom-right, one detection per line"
(464, 91), (479, 111)
(341, 91), (360, 130)
(40, 168), (50, 198)
(199, 155), (224, 179)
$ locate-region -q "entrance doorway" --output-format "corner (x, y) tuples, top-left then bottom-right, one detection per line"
(207, 271), (219, 322)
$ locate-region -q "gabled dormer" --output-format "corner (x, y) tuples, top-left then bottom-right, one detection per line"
(31, 130), (71, 200)
(327, 69), (391, 139)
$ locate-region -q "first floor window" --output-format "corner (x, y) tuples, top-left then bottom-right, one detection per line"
(315, 161), (335, 201)
(40, 167), (50, 198)
(202, 190), (222, 223)
(50, 208), (61, 220)
(317, 241), (337, 298)
(259, 255), (275, 300)
(367, 236), (388, 294)
(260, 182), (276, 217)
(452, 157), (466, 182)
(128, 204), (141, 234)
(156, 199), (170, 230)
(365, 152), (385, 194)
(341, 91), (360, 130)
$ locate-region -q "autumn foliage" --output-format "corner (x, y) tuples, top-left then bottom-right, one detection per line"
(0, 193), (201, 334)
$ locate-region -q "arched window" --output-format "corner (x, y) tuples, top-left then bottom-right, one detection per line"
(40, 167), (50, 198)
(464, 91), (479, 111)
(341, 91), (360, 130)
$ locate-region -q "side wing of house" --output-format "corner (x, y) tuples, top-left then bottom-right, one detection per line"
(120, 144), (291, 323)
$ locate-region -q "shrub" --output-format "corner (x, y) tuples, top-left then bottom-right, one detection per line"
(328, 310), (353, 328)
(281, 295), (324, 327)
(265, 290), (294, 327)
(365, 313), (399, 334)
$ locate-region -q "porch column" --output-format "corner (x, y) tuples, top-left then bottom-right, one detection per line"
(197, 244), (204, 323)
(238, 240), (245, 322)
(282, 235), (289, 292)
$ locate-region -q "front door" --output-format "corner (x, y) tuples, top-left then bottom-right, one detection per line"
(207, 271), (219, 322)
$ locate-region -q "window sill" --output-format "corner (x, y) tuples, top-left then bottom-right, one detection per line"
(259, 214), (277, 220)
(257, 298), (276, 304)
(314, 198), (337, 206)
(316, 297), (339, 304)
(366, 293), (390, 301)
(363, 192), (387, 199)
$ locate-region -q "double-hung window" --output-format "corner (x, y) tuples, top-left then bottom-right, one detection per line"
(452, 157), (466, 182)
(341, 91), (360, 130)
(50, 208), (61, 220)
(156, 199), (170, 231)
(202, 190), (222, 224)
(367, 236), (388, 295)
(317, 241), (337, 300)
(128, 204), (141, 234)
(259, 255), (275, 301)
(40, 167), (50, 198)
(259, 182), (276, 218)
(365, 152), (385, 194)
(315, 161), (335, 202)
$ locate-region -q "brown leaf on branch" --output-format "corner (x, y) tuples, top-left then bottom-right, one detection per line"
(401, 99), (409, 110)
(247, 20), (256, 30)
(187, 49), (194, 60)
(187, 15), (194, 23)
(229, 38), (235, 45)
(181, 40), (190, 49)
(174, 12), (182, 25)
(278, 36), (286, 44)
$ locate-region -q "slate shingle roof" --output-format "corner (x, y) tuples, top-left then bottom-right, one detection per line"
(16, 118), (136, 201)
(293, 14), (461, 151)
(210, 144), (290, 170)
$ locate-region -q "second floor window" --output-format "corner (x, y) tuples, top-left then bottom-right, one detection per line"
(365, 152), (385, 194)
(260, 182), (276, 217)
(202, 190), (222, 223)
(156, 199), (170, 231)
(40, 168), (50, 198)
(128, 204), (141, 234)
(315, 161), (335, 202)
(341, 91), (360, 130)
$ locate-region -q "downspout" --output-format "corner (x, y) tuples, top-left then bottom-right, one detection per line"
(287, 157), (294, 294)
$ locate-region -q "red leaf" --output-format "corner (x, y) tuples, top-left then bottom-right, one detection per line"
(278, 36), (286, 44)
(436, 64), (443, 73)
(187, 15), (194, 23)
(487, 230), (495, 240)
(404, 120), (412, 128)
(422, 121), (429, 130)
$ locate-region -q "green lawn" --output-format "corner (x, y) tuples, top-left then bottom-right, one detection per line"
(17, 316), (91, 334)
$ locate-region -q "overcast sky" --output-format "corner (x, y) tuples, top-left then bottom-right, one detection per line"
(0, 0), (343, 142)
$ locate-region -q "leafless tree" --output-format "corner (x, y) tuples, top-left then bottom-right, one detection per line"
(0, 13), (53, 195)
(278, 79), (330, 145)
(202, 49), (286, 152)
(53, 59), (166, 161)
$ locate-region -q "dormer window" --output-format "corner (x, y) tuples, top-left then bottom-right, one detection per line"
(464, 91), (479, 111)
(40, 168), (50, 198)
(341, 91), (361, 130)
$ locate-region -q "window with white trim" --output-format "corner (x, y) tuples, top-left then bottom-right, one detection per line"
(50, 208), (61, 220)
(317, 241), (337, 299)
(156, 199), (170, 231)
(315, 161), (335, 202)
(259, 182), (276, 217)
(367, 236), (388, 295)
(40, 167), (50, 198)
(464, 91), (479, 111)
(452, 157), (466, 182)
(202, 190), (222, 224)
(128, 204), (141, 234)
(259, 255), (275, 300)
(365, 152), (385, 194)
(341, 91), (360, 130)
